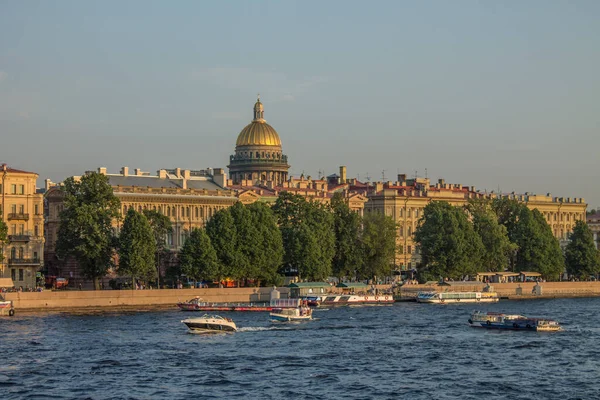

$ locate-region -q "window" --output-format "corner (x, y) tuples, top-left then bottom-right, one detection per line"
(34, 204), (39, 215)
(11, 247), (16, 259)
(408, 245), (412, 254)
(19, 185), (24, 194)
(18, 247), (24, 258)
(11, 204), (16, 213)
(19, 269), (24, 281)
(19, 204), (24, 213)
(34, 225), (39, 237)
(11, 225), (16, 235)
(18, 224), (24, 234)
(11, 269), (16, 281)
(11, 184), (16, 194)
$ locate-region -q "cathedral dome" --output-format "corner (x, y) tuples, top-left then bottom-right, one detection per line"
(235, 96), (282, 147)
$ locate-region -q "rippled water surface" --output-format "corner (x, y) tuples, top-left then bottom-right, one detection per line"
(1, 298), (600, 399)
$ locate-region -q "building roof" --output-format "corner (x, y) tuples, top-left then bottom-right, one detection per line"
(288, 282), (331, 288)
(235, 98), (282, 147)
(337, 282), (369, 288)
(107, 175), (223, 191)
(1, 164), (37, 175)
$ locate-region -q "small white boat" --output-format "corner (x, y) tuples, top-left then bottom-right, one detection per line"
(320, 294), (395, 306)
(270, 303), (313, 322)
(0, 299), (15, 317)
(416, 291), (499, 304)
(181, 314), (237, 333)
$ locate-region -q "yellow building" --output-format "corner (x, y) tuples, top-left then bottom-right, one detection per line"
(364, 175), (587, 271)
(0, 164), (45, 289)
(44, 167), (237, 285)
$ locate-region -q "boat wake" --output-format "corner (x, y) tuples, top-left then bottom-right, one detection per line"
(238, 326), (295, 332)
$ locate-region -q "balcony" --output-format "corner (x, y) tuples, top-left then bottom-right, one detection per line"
(8, 258), (41, 266)
(7, 213), (29, 221)
(8, 235), (31, 242)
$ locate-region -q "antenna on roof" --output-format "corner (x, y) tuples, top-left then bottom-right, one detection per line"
(414, 170), (418, 179)
(365, 172), (371, 182)
(425, 168), (428, 179)
(381, 170), (386, 181)
(318, 169), (324, 179)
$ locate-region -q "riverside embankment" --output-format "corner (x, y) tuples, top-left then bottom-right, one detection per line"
(3, 281), (600, 311)
(399, 281), (600, 301)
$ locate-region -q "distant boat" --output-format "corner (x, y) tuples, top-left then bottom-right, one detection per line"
(270, 300), (313, 322)
(319, 294), (394, 306)
(416, 291), (499, 304)
(181, 314), (237, 333)
(0, 299), (15, 316)
(468, 311), (562, 332)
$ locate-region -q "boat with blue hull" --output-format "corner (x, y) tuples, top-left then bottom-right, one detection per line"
(468, 311), (562, 332)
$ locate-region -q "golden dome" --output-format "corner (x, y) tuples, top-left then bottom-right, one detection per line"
(236, 120), (282, 147)
(235, 96), (282, 147)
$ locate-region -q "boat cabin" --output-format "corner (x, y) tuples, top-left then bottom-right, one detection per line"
(288, 282), (331, 298)
(336, 282), (370, 295)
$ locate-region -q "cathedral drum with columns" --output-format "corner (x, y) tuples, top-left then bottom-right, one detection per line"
(228, 97), (290, 186)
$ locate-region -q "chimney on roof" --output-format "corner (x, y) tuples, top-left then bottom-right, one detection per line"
(175, 168), (181, 178)
(98, 167), (107, 175)
(183, 170), (191, 179)
(398, 174), (406, 182)
(121, 167), (129, 176)
(135, 168), (143, 176)
(213, 168), (226, 188)
(438, 178), (445, 186)
(158, 169), (167, 179)
(340, 166), (347, 184)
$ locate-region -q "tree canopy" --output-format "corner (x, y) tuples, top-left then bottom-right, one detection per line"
(414, 201), (484, 281)
(272, 192), (335, 281)
(360, 211), (397, 281)
(0, 220), (7, 263)
(330, 193), (363, 281)
(179, 228), (219, 282)
(55, 172), (121, 289)
(565, 220), (600, 279)
(118, 209), (157, 287)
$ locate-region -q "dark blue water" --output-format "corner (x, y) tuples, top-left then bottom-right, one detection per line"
(1, 298), (599, 400)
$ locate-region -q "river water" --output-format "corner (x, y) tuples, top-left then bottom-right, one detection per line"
(1, 297), (599, 400)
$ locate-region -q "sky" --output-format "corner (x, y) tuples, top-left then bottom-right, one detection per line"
(1, 1), (599, 208)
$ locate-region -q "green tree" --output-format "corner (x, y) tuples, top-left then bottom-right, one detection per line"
(142, 209), (173, 288)
(330, 193), (363, 281)
(467, 200), (517, 272)
(272, 192), (335, 281)
(229, 202), (259, 283)
(414, 201), (484, 281)
(205, 208), (238, 283)
(179, 228), (219, 283)
(359, 211), (397, 281)
(565, 220), (600, 280)
(118, 209), (157, 288)
(247, 202), (284, 285)
(56, 172), (121, 289)
(512, 207), (564, 279)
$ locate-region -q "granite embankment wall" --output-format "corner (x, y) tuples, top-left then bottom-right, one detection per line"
(3, 287), (291, 311)
(399, 281), (600, 300)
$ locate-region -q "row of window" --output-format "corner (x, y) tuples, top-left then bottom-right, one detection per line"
(9, 224), (41, 236)
(122, 204), (223, 220)
(11, 268), (24, 281)
(0, 184), (27, 195)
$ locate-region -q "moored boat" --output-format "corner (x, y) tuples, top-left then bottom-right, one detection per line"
(177, 297), (274, 312)
(416, 291), (499, 304)
(468, 311), (562, 332)
(181, 314), (237, 333)
(0, 300), (15, 317)
(319, 294), (394, 306)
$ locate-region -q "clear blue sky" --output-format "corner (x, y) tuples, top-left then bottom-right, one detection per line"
(1, 1), (599, 208)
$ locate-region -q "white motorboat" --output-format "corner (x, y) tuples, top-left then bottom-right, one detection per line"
(416, 291), (499, 304)
(319, 294), (395, 306)
(181, 314), (237, 333)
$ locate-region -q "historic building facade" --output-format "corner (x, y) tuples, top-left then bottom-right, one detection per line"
(228, 97), (290, 186)
(363, 175), (587, 272)
(587, 213), (600, 250)
(0, 164), (44, 289)
(44, 167), (237, 285)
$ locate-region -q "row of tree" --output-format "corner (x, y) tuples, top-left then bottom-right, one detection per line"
(415, 199), (600, 281)
(54, 172), (399, 289)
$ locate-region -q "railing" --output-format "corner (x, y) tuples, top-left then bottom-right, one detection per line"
(8, 258), (41, 265)
(8, 235), (30, 242)
(7, 213), (29, 221)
